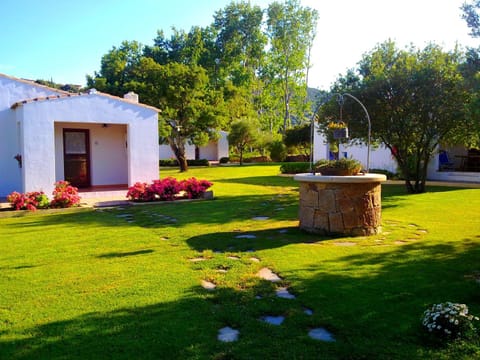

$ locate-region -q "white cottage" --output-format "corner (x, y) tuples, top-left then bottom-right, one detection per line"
(0, 73), (159, 198)
(313, 123), (480, 182)
(159, 130), (229, 162)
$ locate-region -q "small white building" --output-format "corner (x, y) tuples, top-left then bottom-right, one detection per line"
(159, 130), (229, 161)
(0, 73), (159, 197)
(313, 124), (480, 182)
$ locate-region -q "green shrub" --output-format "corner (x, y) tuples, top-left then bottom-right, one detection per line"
(280, 162), (311, 174)
(268, 140), (287, 162)
(243, 156), (271, 163)
(219, 157), (229, 164)
(187, 159), (210, 166)
(159, 159), (178, 167)
(370, 168), (398, 179)
(286, 154), (308, 162)
(160, 159), (210, 167)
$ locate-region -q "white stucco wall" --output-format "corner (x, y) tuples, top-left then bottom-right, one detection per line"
(0, 75), (62, 196)
(313, 124), (397, 172)
(14, 93), (158, 195)
(158, 130), (229, 161)
(159, 144), (195, 160)
(217, 130), (229, 159)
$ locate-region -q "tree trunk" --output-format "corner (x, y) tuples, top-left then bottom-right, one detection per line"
(169, 141), (189, 172)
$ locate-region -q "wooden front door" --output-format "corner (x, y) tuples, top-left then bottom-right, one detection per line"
(63, 129), (91, 188)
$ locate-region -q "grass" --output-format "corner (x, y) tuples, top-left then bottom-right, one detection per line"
(1, 164), (479, 359)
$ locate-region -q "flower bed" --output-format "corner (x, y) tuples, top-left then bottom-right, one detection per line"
(7, 181), (81, 211)
(126, 177), (213, 202)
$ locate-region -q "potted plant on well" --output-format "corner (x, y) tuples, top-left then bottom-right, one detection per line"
(328, 121), (349, 139)
(314, 157), (363, 176)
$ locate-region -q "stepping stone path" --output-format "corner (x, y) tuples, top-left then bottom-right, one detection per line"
(195, 254), (336, 343)
(217, 327), (239, 342)
(308, 328), (335, 342)
(260, 315), (285, 325)
(235, 234), (256, 239)
(256, 267), (282, 282)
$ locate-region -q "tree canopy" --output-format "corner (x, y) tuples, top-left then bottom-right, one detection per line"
(87, 1), (318, 170)
(318, 41), (476, 193)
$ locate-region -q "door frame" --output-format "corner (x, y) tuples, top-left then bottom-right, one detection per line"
(63, 128), (91, 188)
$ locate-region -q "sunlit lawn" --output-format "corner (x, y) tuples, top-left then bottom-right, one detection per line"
(0, 164), (479, 359)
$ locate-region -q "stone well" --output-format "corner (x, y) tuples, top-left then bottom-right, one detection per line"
(293, 173), (387, 236)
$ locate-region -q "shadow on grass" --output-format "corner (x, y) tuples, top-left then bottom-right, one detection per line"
(215, 175), (297, 187)
(186, 227), (326, 253)
(2, 240), (479, 359)
(1, 194), (300, 230)
(282, 240), (480, 358)
(96, 249), (155, 258)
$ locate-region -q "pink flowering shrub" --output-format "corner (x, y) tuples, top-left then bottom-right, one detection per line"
(50, 181), (81, 208)
(126, 177), (212, 202)
(126, 182), (155, 201)
(181, 178), (213, 199)
(149, 178), (183, 201)
(7, 191), (49, 211)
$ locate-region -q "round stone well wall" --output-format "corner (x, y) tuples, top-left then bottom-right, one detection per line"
(293, 173), (387, 236)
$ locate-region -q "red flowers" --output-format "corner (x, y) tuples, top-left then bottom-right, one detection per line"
(50, 181), (81, 208)
(7, 181), (80, 211)
(126, 177), (213, 202)
(7, 191), (48, 211)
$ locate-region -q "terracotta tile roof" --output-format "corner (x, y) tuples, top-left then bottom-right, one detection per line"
(2, 73), (159, 112)
(10, 89), (160, 112)
(0, 72), (70, 95)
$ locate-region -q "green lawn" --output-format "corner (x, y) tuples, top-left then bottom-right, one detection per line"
(1, 165), (479, 359)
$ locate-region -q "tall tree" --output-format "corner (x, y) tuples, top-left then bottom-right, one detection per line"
(228, 119), (258, 165)
(266, 0), (318, 133)
(86, 41), (144, 96)
(461, 0), (480, 37)
(319, 41), (473, 193)
(213, 1), (266, 87)
(152, 62), (223, 172)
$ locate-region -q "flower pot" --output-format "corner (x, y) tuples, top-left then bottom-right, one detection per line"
(333, 128), (349, 139)
(317, 166), (361, 176)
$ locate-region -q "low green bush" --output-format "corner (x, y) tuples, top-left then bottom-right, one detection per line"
(280, 162), (311, 174)
(370, 168), (398, 179)
(159, 159), (210, 167)
(187, 159), (210, 166)
(243, 156), (271, 163)
(219, 157), (229, 164)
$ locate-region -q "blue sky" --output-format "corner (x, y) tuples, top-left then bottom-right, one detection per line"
(0, 0), (477, 90)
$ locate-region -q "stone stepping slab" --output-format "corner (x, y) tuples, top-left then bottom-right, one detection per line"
(217, 327), (239, 342)
(252, 216), (269, 221)
(201, 280), (216, 290)
(276, 287), (295, 299)
(308, 327), (335, 342)
(304, 308), (313, 316)
(235, 234), (257, 239)
(256, 268), (282, 282)
(260, 315), (285, 326)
